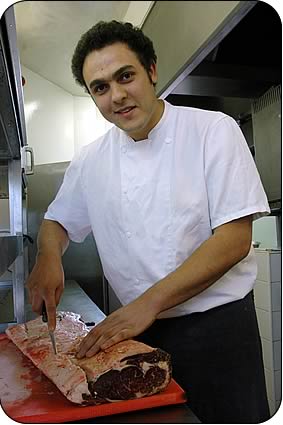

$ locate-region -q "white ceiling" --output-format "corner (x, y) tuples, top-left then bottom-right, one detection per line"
(14, 1), (154, 96)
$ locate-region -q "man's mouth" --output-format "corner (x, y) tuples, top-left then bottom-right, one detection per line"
(115, 106), (136, 115)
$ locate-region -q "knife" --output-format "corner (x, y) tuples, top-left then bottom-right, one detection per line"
(42, 302), (57, 355)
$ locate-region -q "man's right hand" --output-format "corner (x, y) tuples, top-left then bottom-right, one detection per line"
(26, 219), (69, 331)
(26, 253), (65, 331)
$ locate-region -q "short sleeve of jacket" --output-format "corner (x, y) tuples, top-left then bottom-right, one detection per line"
(204, 115), (270, 230)
(44, 148), (91, 242)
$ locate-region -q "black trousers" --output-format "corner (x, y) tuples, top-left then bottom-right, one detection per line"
(136, 291), (270, 423)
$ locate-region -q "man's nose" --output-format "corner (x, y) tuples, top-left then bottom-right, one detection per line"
(111, 83), (127, 103)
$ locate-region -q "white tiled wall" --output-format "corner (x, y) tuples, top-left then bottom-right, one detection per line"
(253, 216), (279, 250)
(254, 249), (282, 417)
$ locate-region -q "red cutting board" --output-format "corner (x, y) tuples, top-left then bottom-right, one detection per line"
(0, 334), (187, 423)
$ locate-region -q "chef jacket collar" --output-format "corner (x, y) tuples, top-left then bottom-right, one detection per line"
(122, 99), (169, 144)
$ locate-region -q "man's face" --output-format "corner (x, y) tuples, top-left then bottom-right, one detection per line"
(82, 42), (162, 141)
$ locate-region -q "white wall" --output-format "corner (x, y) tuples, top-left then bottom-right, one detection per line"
(22, 66), (113, 163)
(22, 65), (74, 165)
(73, 97), (113, 154)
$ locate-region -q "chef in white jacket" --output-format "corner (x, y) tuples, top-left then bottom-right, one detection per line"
(27, 20), (270, 423)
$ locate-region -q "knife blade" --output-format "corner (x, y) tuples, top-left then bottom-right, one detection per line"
(42, 302), (57, 355)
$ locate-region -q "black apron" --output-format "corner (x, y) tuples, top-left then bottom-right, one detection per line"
(136, 291), (270, 423)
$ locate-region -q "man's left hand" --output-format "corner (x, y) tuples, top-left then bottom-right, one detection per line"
(76, 298), (157, 358)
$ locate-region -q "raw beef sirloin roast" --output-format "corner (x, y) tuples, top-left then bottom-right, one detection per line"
(5, 311), (172, 405)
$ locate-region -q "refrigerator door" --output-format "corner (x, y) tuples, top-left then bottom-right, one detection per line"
(0, 7), (27, 159)
(0, 6), (29, 329)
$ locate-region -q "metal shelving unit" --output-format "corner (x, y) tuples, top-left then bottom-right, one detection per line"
(0, 6), (32, 331)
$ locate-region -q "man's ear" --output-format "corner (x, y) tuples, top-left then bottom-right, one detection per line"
(149, 63), (158, 85)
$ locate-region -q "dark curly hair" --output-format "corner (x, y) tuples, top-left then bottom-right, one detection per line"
(71, 20), (157, 92)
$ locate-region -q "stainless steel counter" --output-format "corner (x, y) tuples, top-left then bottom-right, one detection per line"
(52, 280), (201, 424)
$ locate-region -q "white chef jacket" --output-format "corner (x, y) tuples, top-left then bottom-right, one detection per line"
(45, 100), (270, 318)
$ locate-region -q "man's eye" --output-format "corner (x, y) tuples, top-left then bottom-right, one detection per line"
(94, 84), (107, 94)
(120, 72), (133, 81)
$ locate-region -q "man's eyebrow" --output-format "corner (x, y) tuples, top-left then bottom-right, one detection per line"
(89, 65), (135, 90)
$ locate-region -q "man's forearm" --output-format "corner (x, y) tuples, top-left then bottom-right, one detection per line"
(37, 219), (69, 260)
(140, 216), (252, 315)
(26, 219), (68, 327)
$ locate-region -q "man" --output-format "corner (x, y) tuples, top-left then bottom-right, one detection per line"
(27, 21), (270, 423)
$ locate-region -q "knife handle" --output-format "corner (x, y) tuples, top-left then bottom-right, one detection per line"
(42, 301), (48, 323)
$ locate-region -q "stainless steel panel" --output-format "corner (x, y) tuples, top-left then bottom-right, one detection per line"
(0, 52), (21, 159)
(0, 236), (18, 277)
(0, 164), (8, 199)
(27, 162), (105, 311)
(0, 7), (27, 327)
(11, 243), (25, 323)
(252, 85), (281, 203)
(0, 283), (14, 324)
(8, 159), (22, 234)
(0, 6), (27, 160)
(142, 1), (256, 98)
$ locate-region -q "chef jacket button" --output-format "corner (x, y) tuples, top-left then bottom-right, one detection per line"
(135, 278), (139, 283)
(126, 231), (131, 238)
(121, 146), (127, 153)
(165, 137), (172, 144)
